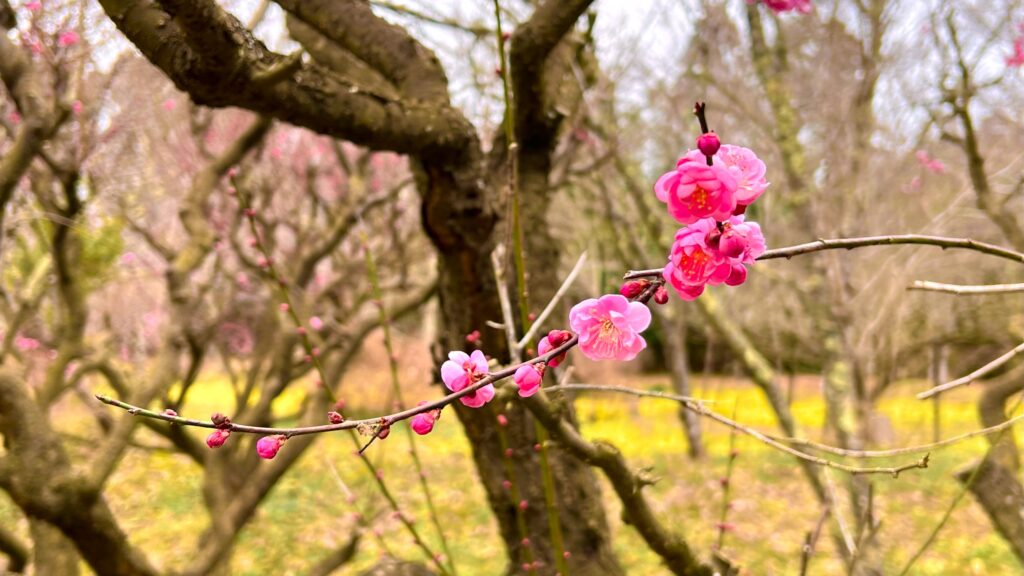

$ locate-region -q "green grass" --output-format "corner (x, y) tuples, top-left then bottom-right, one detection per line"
(1, 373), (1018, 575)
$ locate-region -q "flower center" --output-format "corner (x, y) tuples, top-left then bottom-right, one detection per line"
(599, 319), (617, 341)
(689, 186), (710, 210)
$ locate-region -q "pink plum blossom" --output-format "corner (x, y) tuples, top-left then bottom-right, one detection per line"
(514, 364), (543, 397)
(57, 31), (79, 47)
(537, 329), (571, 367)
(256, 435), (286, 459)
(206, 429), (230, 448)
(663, 216), (766, 300)
(411, 402), (440, 435)
(655, 158), (737, 224)
(676, 145), (768, 208)
(568, 294), (651, 361)
(440, 350), (494, 408)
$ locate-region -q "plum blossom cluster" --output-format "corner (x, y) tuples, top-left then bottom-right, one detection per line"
(654, 128), (768, 301)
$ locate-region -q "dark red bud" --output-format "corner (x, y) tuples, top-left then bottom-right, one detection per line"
(328, 411), (344, 424)
(211, 412), (231, 428)
(619, 279), (650, 298)
(654, 286), (669, 305)
(546, 329), (572, 347)
(697, 131), (721, 157)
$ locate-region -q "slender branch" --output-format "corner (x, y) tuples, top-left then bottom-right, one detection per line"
(917, 341), (1024, 399)
(96, 336), (578, 437)
(491, 245), (521, 363)
(369, 0), (492, 37)
(546, 385), (929, 476)
(908, 280), (1024, 295)
(799, 506), (831, 576)
(516, 251), (587, 350)
(624, 234), (1024, 280)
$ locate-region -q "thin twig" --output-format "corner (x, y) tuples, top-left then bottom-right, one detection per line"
(97, 336), (578, 437)
(623, 234), (1024, 280)
(799, 506), (831, 576)
(517, 251), (587, 350)
(909, 280), (1024, 295)
(491, 245), (521, 363)
(546, 385), (929, 476)
(917, 341), (1024, 399)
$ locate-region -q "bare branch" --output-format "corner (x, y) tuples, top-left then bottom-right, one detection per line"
(917, 341), (1024, 400)
(517, 251), (587, 350)
(909, 280), (1024, 295)
(624, 235), (1024, 280)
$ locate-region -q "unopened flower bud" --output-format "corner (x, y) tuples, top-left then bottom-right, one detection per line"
(211, 412), (231, 428)
(256, 435), (286, 459)
(497, 414), (508, 426)
(163, 408), (178, 417)
(502, 479), (512, 490)
(654, 286), (669, 305)
(328, 411), (344, 424)
(697, 131), (721, 157)
(518, 500), (528, 510)
(619, 279), (650, 299)
(206, 428), (231, 448)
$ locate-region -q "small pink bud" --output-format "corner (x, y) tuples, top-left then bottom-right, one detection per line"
(163, 408), (178, 417)
(563, 551), (571, 559)
(504, 448), (514, 458)
(697, 131), (721, 157)
(279, 303), (290, 312)
(465, 330), (481, 345)
(244, 208), (256, 217)
(311, 347), (320, 357)
(71, 100), (83, 114)
(411, 404), (437, 436)
(533, 443), (542, 452)
(206, 429), (231, 448)
(522, 564), (531, 572)
(256, 435), (286, 459)
(334, 399), (346, 411)
(619, 279), (649, 298)
(227, 167), (238, 177)
(654, 286), (669, 305)
(257, 257), (270, 268)
(248, 238), (258, 247)
(521, 538), (531, 547)
(377, 423), (391, 439)
(527, 312), (537, 322)
(309, 316), (324, 331)
(518, 500), (528, 510)
(514, 364), (543, 398)
(296, 327), (307, 336)
(502, 480), (512, 490)
(328, 411), (344, 424)
(497, 414), (508, 426)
